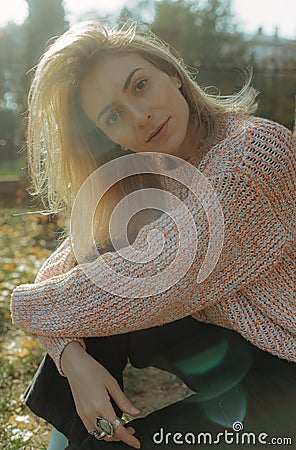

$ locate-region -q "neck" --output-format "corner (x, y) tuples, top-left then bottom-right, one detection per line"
(178, 121), (208, 161)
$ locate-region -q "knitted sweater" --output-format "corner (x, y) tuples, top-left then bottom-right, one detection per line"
(10, 113), (296, 374)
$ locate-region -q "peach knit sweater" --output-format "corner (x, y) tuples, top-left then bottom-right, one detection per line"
(10, 113), (296, 373)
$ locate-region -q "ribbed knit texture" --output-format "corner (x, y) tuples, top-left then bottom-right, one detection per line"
(35, 238), (86, 371)
(10, 114), (296, 375)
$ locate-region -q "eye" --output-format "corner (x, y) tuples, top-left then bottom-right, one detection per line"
(106, 110), (120, 126)
(135, 79), (147, 92)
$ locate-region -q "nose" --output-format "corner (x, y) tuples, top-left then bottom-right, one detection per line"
(130, 106), (152, 128)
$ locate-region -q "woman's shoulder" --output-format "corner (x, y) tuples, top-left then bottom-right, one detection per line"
(201, 113), (294, 176)
(233, 114), (294, 176)
(219, 112), (293, 147)
(240, 114), (292, 146)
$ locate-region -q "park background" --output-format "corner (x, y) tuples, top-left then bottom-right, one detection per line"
(0, 1), (295, 448)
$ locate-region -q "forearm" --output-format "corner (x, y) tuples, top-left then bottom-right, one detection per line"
(11, 263), (196, 337)
(11, 193), (208, 337)
(35, 237), (85, 373)
(35, 237), (76, 282)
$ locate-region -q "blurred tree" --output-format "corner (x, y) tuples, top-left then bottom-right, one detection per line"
(24, 0), (68, 72)
(19, 0), (68, 115)
(254, 69), (296, 131)
(0, 24), (23, 161)
(0, 1), (69, 171)
(152, 0), (198, 62)
(18, 1), (69, 148)
(194, 0), (246, 69)
(0, 109), (18, 160)
(118, 0), (155, 26)
(152, 0), (246, 69)
(0, 23), (23, 111)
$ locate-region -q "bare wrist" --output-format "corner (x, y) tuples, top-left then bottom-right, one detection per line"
(61, 341), (86, 377)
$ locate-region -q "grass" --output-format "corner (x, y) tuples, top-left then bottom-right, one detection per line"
(0, 207), (191, 449)
(0, 208), (62, 449)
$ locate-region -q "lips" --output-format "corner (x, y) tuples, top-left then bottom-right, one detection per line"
(146, 117), (170, 143)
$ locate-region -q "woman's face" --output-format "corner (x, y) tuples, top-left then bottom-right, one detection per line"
(79, 53), (195, 158)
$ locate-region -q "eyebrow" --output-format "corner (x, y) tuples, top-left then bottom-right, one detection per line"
(97, 67), (144, 124)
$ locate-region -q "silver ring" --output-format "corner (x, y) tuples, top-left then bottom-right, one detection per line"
(112, 417), (121, 429)
(95, 416), (121, 438)
(88, 429), (106, 440)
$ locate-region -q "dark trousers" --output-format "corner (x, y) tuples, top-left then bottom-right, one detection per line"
(25, 318), (296, 449)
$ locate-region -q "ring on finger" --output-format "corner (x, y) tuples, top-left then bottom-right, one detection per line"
(95, 416), (121, 438)
(88, 429), (106, 440)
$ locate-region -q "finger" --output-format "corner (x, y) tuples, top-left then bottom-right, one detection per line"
(96, 409), (140, 448)
(89, 401), (140, 448)
(105, 426), (136, 442)
(106, 420), (135, 441)
(83, 417), (98, 438)
(111, 423), (141, 449)
(107, 378), (140, 416)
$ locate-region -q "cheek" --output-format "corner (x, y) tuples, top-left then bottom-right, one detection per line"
(98, 123), (119, 143)
(152, 80), (174, 105)
(175, 92), (189, 124)
(167, 83), (188, 116)
(103, 125), (131, 148)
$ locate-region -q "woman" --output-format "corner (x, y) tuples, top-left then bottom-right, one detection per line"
(10, 21), (295, 449)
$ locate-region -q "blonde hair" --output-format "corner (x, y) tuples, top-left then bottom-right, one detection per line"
(27, 20), (258, 247)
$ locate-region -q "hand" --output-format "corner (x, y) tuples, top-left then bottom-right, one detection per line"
(61, 342), (141, 448)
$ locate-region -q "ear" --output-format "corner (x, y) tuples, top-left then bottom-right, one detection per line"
(171, 74), (182, 89)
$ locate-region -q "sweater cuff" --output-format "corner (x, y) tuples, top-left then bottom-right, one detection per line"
(10, 285), (34, 332)
(38, 336), (86, 376)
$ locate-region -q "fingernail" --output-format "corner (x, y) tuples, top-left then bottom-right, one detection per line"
(131, 406), (140, 414)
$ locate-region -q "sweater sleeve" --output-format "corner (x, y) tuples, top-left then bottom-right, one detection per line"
(34, 237), (86, 374)
(10, 167), (290, 340)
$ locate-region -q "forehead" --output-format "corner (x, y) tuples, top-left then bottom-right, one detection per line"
(92, 53), (153, 80)
(79, 53), (156, 119)
(80, 53), (155, 96)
